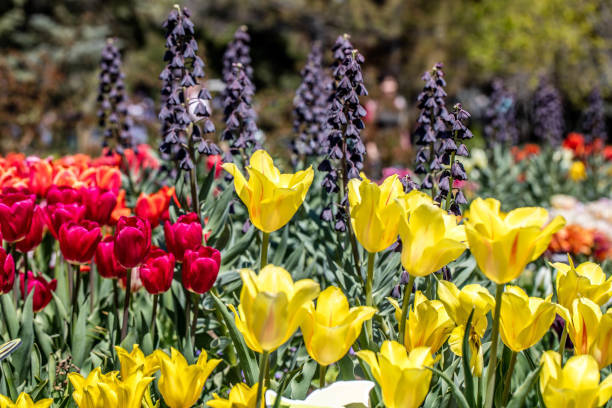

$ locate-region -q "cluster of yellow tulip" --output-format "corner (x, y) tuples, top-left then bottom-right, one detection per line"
(219, 150), (612, 408)
(67, 345), (220, 408)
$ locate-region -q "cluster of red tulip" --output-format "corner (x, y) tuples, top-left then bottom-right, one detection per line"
(562, 132), (612, 160)
(0, 149), (222, 327)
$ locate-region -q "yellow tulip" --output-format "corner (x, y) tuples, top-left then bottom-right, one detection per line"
(389, 291), (454, 354)
(356, 341), (434, 408)
(569, 161), (586, 181)
(437, 281), (495, 377)
(399, 202), (467, 277)
(552, 259), (612, 310)
(158, 348), (221, 408)
(539, 351), (612, 408)
(465, 197), (565, 284)
(222, 149), (314, 233)
(301, 286), (376, 366)
(557, 298), (612, 369)
(97, 371), (154, 408)
(347, 174), (405, 253)
(115, 344), (166, 378)
(498, 286), (556, 352)
(0, 393), (52, 408)
(68, 367), (119, 408)
(230, 264), (320, 353)
(207, 383), (263, 408)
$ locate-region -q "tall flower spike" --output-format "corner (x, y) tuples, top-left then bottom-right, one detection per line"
(159, 5), (219, 171)
(581, 88), (606, 142)
(221, 26), (259, 162)
(98, 38), (133, 154)
(291, 42), (331, 159)
(412, 63), (455, 196)
(533, 77), (564, 146)
(436, 103), (472, 215)
(319, 34), (368, 231)
(484, 79), (519, 146)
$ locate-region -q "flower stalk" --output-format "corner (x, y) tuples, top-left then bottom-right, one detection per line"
(398, 274), (416, 345)
(484, 283), (504, 408)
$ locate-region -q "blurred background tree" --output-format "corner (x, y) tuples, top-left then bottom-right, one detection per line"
(0, 0), (610, 163)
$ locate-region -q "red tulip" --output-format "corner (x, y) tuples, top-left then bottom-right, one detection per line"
(46, 185), (81, 205)
(0, 191), (35, 242)
(0, 248), (15, 294)
(20, 271), (57, 312)
(28, 159), (53, 197)
(94, 236), (127, 279)
(80, 186), (117, 225)
(134, 187), (176, 228)
(206, 155), (223, 178)
(59, 220), (102, 264)
(139, 248), (175, 294)
(44, 203), (86, 240)
(164, 213), (203, 262)
(15, 206), (46, 253)
(182, 246), (221, 294)
(113, 216), (151, 269)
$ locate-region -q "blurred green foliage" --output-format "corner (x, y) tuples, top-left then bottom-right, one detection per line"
(0, 0), (610, 156)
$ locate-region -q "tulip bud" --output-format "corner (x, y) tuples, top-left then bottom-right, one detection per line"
(222, 150), (314, 233)
(20, 271), (57, 312)
(44, 203), (86, 240)
(182, 246), (220, 294)
(139, 248), (175, 294)
(206, 155), (223, 178)
(94, 236), (127, 279)
(113, 216), (151, 269)
(0, 191), (36, 243)
(0, 248), (15, 294)
(15, 205), (45, 253)
(356, 342), (434, 408)
(164, 213), (203, 262)
(59, 220), (102, 265)
(80, 186), (117, 225)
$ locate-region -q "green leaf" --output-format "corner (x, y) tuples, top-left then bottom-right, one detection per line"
(209, 291), (258, 385)
(427, 366), (471, 408)
(506, 366), (541, 408)
(462, 308), (477, 407)
(199, 162), (218, 202)
(71, 301), (94, 367)
(221, 227), (256, 268)
(13, 290), (34, 379)
(290, 359), (317, 400)
(0, 339), (21, 363)
(0, 295), (19, 339)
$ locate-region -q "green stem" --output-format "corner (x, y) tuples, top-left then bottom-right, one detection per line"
(484, 283), (504, 408)
(89, 268), (95, 311)
(150, 294), (159, 343)
(558, 324), (568, 362)
(260, 232), (269, 270)
(398, 274), (416, 345)
(190, 293), (200, 342)
(71, 264), (80, 324)
(365, 252), (376, 344)
(501, 350), (518, 407)
(319, 364), (327, 389)
(120, 269), (132, 341)
(255, 351), (270, 408)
